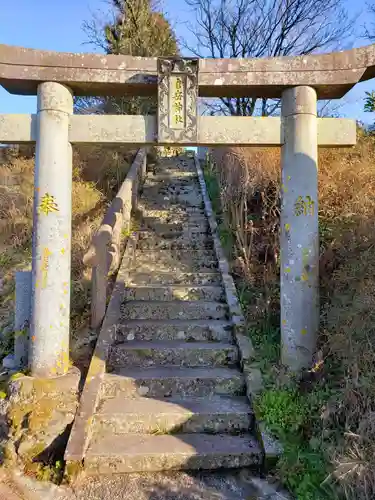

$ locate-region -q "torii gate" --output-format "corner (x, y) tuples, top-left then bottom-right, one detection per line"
(0, 44), (373, 377)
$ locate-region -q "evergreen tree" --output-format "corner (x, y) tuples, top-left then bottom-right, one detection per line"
(77, 0), (179, 115)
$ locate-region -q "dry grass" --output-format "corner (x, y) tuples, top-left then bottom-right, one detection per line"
(211, 131), (375, 500)
(0, 145), (134, 368)
(211, 146), (281, 324)
(318, 133), (375, 499)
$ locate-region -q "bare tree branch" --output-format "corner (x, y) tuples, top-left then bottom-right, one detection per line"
(317, 99), (345, 118)
(364, 2), (375, 40)
(183, 0), (354, 116)
(74, 96), (106, 114)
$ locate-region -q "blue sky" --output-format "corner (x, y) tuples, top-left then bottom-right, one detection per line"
(0, 0), (374, 123)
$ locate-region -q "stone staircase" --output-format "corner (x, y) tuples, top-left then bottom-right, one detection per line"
(67, 155), (263, 475)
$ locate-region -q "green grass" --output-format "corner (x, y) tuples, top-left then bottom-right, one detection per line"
(203, 163), (235, 259)
(202, 158), (338, 500)
(32, 460), (64, 484)
(255, 384), (337, 499)
(0, 251), (15, 269)
(202, 167), (221, 215)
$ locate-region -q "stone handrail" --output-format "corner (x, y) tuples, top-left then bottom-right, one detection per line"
(2, 43), (375, 98)
(83, 148), (147, 329)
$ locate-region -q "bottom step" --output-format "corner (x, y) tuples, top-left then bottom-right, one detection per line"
(85, 433), (262, 474)
(69, 469), (264, 500)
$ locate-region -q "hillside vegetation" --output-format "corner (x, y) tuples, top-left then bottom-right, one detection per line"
(207, 131), (375, 500)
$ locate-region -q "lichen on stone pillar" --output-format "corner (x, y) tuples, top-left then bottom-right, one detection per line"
(280, 86), (319, 371)
(30, 82), (73, 378)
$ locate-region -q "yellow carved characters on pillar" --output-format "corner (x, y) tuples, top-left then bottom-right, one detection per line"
(294, 195), (315, 216)
(38, 193), (59, 215)
(41, 247), (52, 288)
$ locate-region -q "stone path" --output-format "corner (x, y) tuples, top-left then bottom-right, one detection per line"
(66, 152), (263, 480)
(0, 468), (292, 500)
(79, 155), (262, 474)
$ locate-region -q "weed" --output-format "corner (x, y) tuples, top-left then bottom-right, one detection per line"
(32, 460), (64, 484)
(259, 388), (304, 431)
(0, 252), (14, 269)
(0, 327), (15, 360)
(278, 443), (332, 500)
(150, 421), (176, 435)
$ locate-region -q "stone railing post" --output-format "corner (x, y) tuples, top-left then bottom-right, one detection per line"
(280, 86), (319, 371)
(91, 259), (108, 331)
(90, 226), (111, 330)
(14, 270), (32, 368)
(30, 82), (73, 377)
(141, 149), (147, 182)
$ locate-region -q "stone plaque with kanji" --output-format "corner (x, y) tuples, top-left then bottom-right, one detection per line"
(157, 57), (198, 144)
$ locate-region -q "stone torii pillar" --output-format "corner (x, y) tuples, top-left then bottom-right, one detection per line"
(281, 86), (318, 371)
(30, 82), (73, 377)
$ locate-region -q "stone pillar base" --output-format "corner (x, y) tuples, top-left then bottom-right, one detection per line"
(5, 367), (80, 465)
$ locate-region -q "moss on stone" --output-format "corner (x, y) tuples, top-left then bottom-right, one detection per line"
(27, 398), (55, 432)
(20, 441), (46, 462)
(9, 395), (56, 436)
(64, 460), (83, 484)
(88, 354), (104, 377)
(8, 402), (33, 434)
(32, 378), (60, 399)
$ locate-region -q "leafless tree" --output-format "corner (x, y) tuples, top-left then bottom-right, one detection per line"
(364, 2), (375, 41)
(183, 0), (354, 116)
(74, 96), (106, 114)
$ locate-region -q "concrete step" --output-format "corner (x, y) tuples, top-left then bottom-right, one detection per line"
(144, 179), (201, 186)
(148, 171), (198, 179)
(85, 433), (262, 474)
(143, 221), (210, 236)
(120, 300), (228, 320)
(143, 214), (208, 224)
(94, 396), (253, 434)
(137, 238), (214, 250)
(141, 198), (205, 211)
(141, 192), (203, 209)
(131, 251), (218, 273)
(68, 469), (271, 500)
(143, 171), (198, 179)
(141, 212), (208, 222)
(138, 206), (206, 217)
(144, 179), (199, 186)
(123, 285), (225, 302)
(141, 186), (202, 197)
(115, 319), (233, 342)
(128, 262), (217, 276)
(134, 248), (217, 260)
(108, 341), (238, 369)
(144, 172), (198, 180)
(142, 186), (202, 197)
(143, 217), (209, 231)
(137, 231), (214, 250)
(126, 271), (222, 287)
(102, 367), (245, 398)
